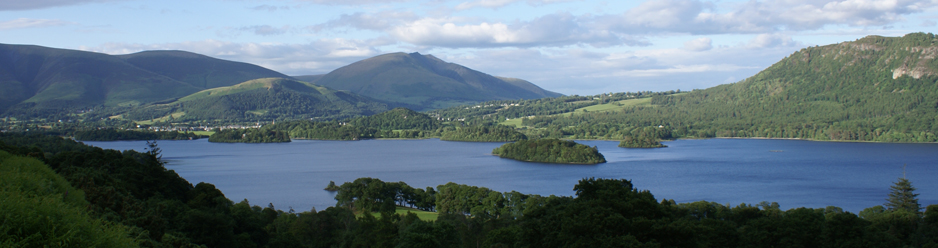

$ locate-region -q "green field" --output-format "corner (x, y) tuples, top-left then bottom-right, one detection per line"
(367, 206), (439, 221)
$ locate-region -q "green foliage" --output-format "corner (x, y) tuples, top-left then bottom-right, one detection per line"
(618, 135), (667, 148)
(441, 125), (527, 142)
(886, 177), (922, 214)
(209, 128), (291, 143)
(73, 128), (204, 141)
(350, 108), (441, 131)
(0, 151), (139, 247)
(492, 139), (606, 164)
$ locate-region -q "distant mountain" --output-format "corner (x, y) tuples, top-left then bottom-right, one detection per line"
(313, 52), (562, 110)
(118, 50), (291, 89)
(123, 78), (388, 122)
(0, 44), (290, 116)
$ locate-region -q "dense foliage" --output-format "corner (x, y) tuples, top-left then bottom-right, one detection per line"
(0, 151), (138, 247)
(73, 129), (204, 141)
(492, 139), (606, 164)
(441, 125), (527, 142)
(3, 133), (938, 247)
(208, 128), (291, 143)
(618, 135), (668, 148)
(350, 108), (441, 131)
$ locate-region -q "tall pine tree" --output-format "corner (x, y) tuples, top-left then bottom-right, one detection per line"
(885, 177), (922, 214)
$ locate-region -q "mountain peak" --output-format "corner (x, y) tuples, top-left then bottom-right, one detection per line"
(314, 52), (561, 110)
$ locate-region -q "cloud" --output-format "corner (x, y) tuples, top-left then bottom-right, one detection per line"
(598, 0), (938, 35)
(0, 18), (70, 30)
(309, 11), (418, 32)
(239, 25), (291, 36)
(292, 0), (408, 5)
(924, 20), (937, 27)
(683, 37), (712, 51)
(390, 13), (645, 48)
(454, 0), (582, 10)
(746, 33), (799, 48)
(0, 0), (123, 11)
(250, 5), (291, 12)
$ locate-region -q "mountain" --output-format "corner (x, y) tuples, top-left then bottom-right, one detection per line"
(117, 50), (290, 89)
(510, 32), (938, 142)
(312, 52), (562, 110)
(292, 74), (325, 83)
(123, 78), (389, 121)
(0, 44), (290, 116)
(0, 44), (197, 116)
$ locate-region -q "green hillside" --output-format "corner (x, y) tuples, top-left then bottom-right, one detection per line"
(124, 78), (389, 121)
(118, 50), (290, 89)
(518, 33), (938, 142)
(313, 52), (562, 110)
(0, 44), (198, 116)
(0, 45), (293, 118)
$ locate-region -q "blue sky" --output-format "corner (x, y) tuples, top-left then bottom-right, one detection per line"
(2, 0), (937, 95)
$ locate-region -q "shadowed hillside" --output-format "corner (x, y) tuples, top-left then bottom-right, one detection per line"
(124, 78), (389, 121)
(118, 50), (290, 89)
(313, 52), (562, 110)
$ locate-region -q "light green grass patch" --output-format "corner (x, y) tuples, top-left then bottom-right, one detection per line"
(192, 131), (215, 136)
(365, 206), (439, 221)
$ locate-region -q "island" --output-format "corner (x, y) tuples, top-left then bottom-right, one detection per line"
(492, 139), (606, 164)
(618, 136), (668, 148)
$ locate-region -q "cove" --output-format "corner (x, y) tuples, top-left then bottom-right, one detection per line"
(85, 138), (938, 213)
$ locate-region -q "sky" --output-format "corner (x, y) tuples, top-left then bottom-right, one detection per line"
(2, 0), (937, 95)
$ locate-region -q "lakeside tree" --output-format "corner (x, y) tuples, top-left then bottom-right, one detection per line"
(886, 176), (922, 214)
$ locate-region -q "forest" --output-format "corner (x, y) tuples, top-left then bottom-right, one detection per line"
(491, 138), (607, 164)
(2, 133), (938, 247)
(618, 135), (668, 148)
(208, 128), (291, 143)
(73, 129), (205, 141)
(440, 125), (527, 142)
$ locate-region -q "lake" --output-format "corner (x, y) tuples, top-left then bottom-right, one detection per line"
(85, 138), (938, 214)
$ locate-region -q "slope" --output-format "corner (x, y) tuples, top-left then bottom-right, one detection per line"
(313, 52), (562, 110)
(124, 77), (389, 121)
(0, 44), (198, 116)
(520, 32), (938, 142)
(118, 50), (290, 89)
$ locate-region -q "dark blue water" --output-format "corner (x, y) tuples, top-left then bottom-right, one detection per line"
(85, 138), (938, 213)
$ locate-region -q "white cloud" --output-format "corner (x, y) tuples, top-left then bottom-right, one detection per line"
(390, 13), (642, 48)
(309, 11), (418, 32)
(746, 33), (798, 48)
(0, 18), (70, 30)
(683, 37), (712, 51)
(599, 0), (938, 35)
(240, 25), (292, 36)
(454, 0), (583, 10)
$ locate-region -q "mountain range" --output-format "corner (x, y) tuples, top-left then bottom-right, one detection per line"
(0, 44), (560, 120)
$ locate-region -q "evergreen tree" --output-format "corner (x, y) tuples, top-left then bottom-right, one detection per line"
(885, 177), (921, 214)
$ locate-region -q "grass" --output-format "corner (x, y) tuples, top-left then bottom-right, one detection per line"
(192, 131), (215, 136)
(136, 112), (186, 125)
(364, 206), (439, 221)
(501, 118), (524, 127)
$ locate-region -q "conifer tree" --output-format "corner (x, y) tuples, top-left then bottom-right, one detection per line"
(885, 177), (921, 214)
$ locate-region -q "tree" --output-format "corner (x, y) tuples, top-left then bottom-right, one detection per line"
(885, 177), (921, 214)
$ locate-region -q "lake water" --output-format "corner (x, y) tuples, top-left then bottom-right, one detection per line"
(85, 138), (938, 214)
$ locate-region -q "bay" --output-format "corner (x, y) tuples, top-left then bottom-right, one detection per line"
(85, 138), (938, 213)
